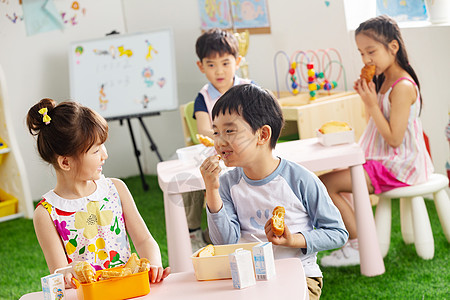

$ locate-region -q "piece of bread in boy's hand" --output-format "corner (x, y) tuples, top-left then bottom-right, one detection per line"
(271, 206), (285, 236)
(196, 134), (214, 147)
(73, 261), (96, 283)
(360, 64), (376, 83)
(198, 244), (215, 257)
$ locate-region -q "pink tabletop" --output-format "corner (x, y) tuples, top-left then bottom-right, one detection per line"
(157, 159), (205, 195)
(273, 138), (366, 171)
(20, 258), (308, 300)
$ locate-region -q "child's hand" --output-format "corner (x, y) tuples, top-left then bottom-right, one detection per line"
(264, 218), (294, 247)
(199, 155), (221, 190)
(65, 270), (76, 289)
(149, 266), (170, 283)
(62, 262), (77, 289)
(354, 78), (377, 109)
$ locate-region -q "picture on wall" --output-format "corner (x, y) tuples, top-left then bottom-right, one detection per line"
(376, 0), (428, 22)
(198, 0), (270, 33)
(198, 0), (232, 30)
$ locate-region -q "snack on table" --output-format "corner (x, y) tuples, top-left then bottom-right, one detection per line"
(271, 206), (285, 236)
(319, 121), (351, 134)
(99, 268), (132, 281)
(360, 64), (376, 83)
(75, 254), (151, 283)
(138, 258), (151, 273)
(123, 253), (151, 274)
(196, 134), (214, 147)
(198, 244), (215, 257)
(124, 253), (140, 274)
(73, 261), (96, 283)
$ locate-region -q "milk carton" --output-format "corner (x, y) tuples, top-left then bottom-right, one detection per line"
(41, 273), (65, 300)
(253, 242), (276, 280)
(228, 248), (256, 289)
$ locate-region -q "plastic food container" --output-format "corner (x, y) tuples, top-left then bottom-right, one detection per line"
(0, 189), (18, 217)
(191, 242), (259, 281)
(317, 128), (354, 146)
(72, 266), (150, 300)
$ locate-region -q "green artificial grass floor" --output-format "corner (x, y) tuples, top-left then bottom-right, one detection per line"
(0, 174), (449, 299)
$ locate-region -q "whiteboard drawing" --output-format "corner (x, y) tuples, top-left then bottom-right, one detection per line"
(69, 29), (178, 120)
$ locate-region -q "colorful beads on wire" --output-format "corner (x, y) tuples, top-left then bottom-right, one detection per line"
(307, 64), (318, 100)
(306, 64), (337, 100)
(289, 62), (299, 95)
(273, 48), (347, 100)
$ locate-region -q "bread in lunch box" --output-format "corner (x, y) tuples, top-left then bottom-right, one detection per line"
(198, 244), (215, 257)
(124, 253), (140, 274)
(318, 121), (351, 134)
(75, 253), (152, 283)
(99, 268), (132, 281)
(138, 258), (151, 273)
(73, 261), (96, 283)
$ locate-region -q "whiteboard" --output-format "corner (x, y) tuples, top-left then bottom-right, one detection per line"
(69, 29), (178, 120)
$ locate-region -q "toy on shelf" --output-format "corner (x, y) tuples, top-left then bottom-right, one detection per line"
(273, 48), (347, 101)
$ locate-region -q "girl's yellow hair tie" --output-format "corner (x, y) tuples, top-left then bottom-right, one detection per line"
(38, 107), (51, 125)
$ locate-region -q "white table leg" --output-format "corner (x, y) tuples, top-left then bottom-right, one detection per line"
(374, 196), (391, 258)
(350, 165), (385, 276)
(163, 191), (194, 273)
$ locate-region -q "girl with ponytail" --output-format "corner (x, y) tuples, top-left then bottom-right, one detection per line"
(319, 15), (434, 267)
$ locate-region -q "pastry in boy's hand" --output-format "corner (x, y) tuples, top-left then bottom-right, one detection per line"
(271, 206), (285, 236)
(198, 244), (215, 257)
(360, 65), (376, 83)
(73, 261), (96, 283)
(196, 134), (214, 147)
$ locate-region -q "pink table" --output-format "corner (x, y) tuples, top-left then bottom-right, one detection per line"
(157, 138), (385, 276)
(20, 258), (308, 300)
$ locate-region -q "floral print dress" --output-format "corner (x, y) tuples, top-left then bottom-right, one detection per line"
(39, 175), (131, 271)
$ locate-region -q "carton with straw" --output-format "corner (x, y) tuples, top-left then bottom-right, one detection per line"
(253, 242), (276, 280)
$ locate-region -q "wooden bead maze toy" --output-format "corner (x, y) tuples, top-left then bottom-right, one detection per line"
(274, 48), (348, 101)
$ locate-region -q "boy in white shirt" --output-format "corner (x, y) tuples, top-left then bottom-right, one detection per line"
(200, 84), (348, 300)
(183, 28), (252, 251)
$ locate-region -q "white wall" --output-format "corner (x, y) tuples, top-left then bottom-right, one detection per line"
(0, 0), (448, 202)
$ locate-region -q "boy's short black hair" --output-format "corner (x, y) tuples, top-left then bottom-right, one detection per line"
(212, 84), (284, 149)
(195, 28), (239, 61)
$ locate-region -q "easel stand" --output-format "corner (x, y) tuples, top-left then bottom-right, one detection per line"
(113, 113), (163, 191)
